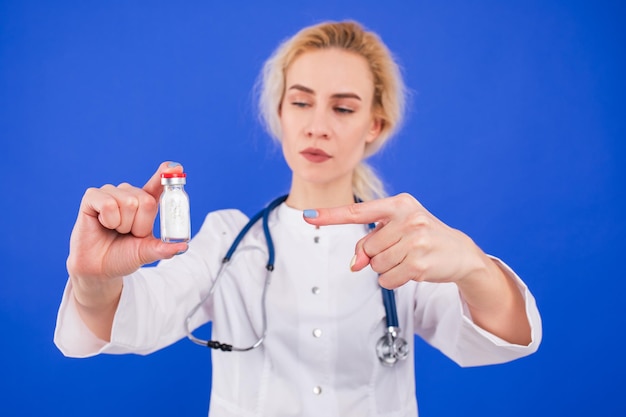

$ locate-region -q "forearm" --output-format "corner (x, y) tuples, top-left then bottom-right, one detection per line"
(70, 275), (123, 342)
(455, 252), (531, 345)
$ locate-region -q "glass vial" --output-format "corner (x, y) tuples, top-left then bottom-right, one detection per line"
(159, 172), (191, 243)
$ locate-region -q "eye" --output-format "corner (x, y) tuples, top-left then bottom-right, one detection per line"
(334, 106), (354, 114)
(291, 101), (310, 108)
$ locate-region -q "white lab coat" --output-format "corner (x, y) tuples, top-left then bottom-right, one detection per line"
(54, 202), (542, 417)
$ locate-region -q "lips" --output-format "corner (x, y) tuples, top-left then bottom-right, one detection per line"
(300, 147), (331, 163)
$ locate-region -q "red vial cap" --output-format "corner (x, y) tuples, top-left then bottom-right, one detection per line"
(161, 173), (186, 178)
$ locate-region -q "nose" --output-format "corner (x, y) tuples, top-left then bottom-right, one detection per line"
(306, 108), (330, 139)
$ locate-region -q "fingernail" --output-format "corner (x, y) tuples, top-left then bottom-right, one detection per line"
(168, 162), (181, 168)
(176, 247), (188, 255)
(303, 209), (318, 218)
(349, 254), (357, 271)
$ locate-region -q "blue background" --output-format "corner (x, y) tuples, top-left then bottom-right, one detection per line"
(1, 0), (624, 415)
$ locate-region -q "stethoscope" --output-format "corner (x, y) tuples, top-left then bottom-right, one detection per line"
(185, 195), (409, 366)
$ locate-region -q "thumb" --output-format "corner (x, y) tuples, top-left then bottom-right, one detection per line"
(138, 238), (188, 266)
(143, 161), (184, 200)
(350, 237), (371, 272)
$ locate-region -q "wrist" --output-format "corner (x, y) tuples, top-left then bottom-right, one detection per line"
(453, 233), (492, 289)
(71, 275), (123, 311)
(453, 236), (504, 300)
(454, 251), (509, 313)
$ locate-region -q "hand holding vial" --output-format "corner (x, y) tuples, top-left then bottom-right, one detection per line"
(65, 162), (189, 340)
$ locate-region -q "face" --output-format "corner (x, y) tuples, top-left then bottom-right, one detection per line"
(279, 48), (381, 191)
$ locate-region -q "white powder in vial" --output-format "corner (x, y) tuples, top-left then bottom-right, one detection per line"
(160, 173), (190, 243)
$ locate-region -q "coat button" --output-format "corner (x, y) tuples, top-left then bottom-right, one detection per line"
(313, 386), (322, 395)
(311, 286), (320, 295)
(312, 328), (322, 338)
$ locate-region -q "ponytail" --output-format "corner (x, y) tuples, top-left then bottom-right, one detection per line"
(353, 162), (386, 202)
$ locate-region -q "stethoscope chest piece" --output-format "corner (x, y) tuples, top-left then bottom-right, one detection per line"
(376, 326), (409, 366)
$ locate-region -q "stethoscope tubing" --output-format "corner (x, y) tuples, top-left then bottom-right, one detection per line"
(185, 195), (409, 365)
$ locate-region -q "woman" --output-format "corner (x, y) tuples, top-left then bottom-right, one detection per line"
(55, 20), (541, 416)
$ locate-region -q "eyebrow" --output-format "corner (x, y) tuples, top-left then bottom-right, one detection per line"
(287, 84), (362, 101)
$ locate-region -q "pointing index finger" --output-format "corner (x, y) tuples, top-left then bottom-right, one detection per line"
(303, 199), (393, 226)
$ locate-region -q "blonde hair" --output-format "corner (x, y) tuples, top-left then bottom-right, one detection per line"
(258, 20), (406, 201)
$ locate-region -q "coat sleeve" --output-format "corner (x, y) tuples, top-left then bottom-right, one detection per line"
(53, 209), (248, 358)
(412, 256), (542, 367)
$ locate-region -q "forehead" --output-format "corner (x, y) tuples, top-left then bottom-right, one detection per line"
(285, 48), (374, 97)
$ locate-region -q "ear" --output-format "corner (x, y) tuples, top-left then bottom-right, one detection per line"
(365, 117), (383, 144)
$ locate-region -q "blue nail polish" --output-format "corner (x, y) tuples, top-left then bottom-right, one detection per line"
(168, 162), (181, 168)
(303, 209), (319, 218)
